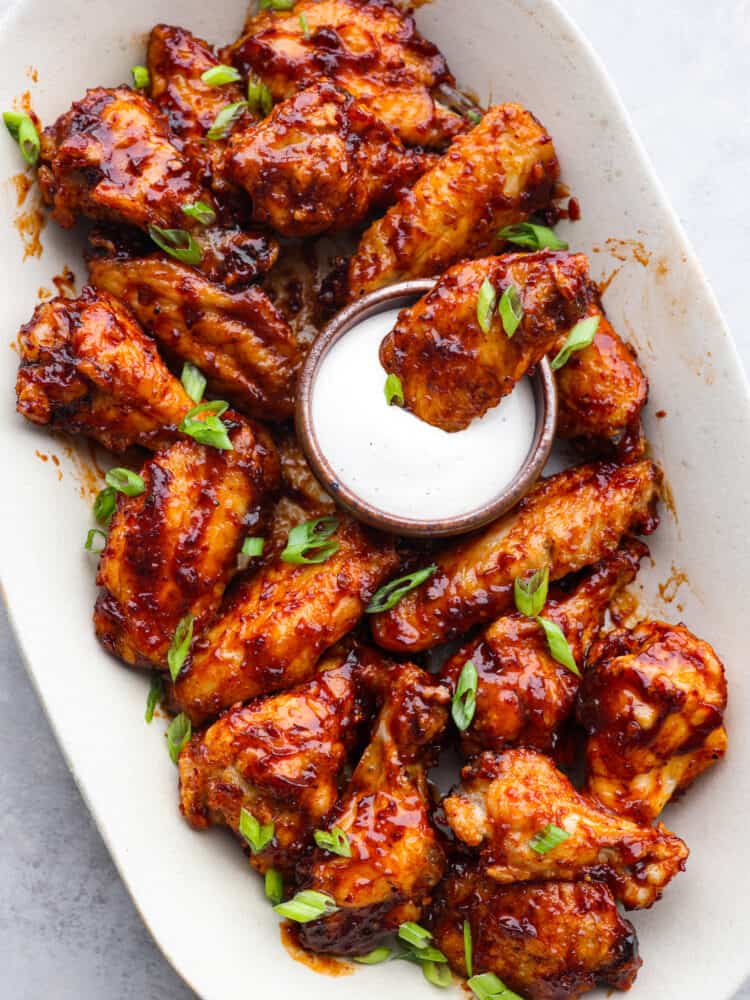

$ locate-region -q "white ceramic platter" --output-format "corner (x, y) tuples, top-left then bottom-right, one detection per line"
(1, 1), (748, 998)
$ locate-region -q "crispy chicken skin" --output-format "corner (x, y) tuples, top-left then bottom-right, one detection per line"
(431, 868), (641, 1000)
(347, 103), (559, 299)
(171, 516), (400, 724)
(15, 288), (194, 452)
(94, 418), (279, 669)
(444, 749), (688, 909)
(371, 460), (661, 653)
(225, 0), (465, 148)
(442, 540), (647, 756)
(88, 254), (302, 421)
(578, 621), (728, 823)
(298, 662), (449, 955)
(380, 252), (591, 432)
(226, 81), (430, 238)
(178, 645), (376, 873)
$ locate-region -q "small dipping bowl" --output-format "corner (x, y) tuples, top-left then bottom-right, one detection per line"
(296, 280), (557, 538)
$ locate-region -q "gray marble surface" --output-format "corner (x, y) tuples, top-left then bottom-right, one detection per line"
(2, 1), (749, 997)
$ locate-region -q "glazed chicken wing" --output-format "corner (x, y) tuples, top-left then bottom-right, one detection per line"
(298, 662), (449, 955)
(380, 252), (591, 432)
(431, 869), (641, 1000)
(441, 540), (647, 756)
(94, 418), (279, 669)
(443, 749), (688, 909)
(371, 460), (661, 653)
(224, 0), (466, 148)
(226, 81), (431, 238)
(347, 104), (559, 299)
(88, 253), (302, 421)
(578, 621), (728, 823)
(171, 515), (399, 724)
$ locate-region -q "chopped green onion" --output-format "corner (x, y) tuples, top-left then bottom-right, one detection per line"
(498, 222), (568, 251)
(241, 536), (265, 558)
(181, 201), (216, 227)
(465, 108), (482, 125)
(463, 920), (473, 977)
(166, 713), (192, 763)
(260, 0), (296, 9)
(354, 947), (392, 965)
(550, 315), (601, 371)
(468, 972), (524, 1000)
(366, 565), (438, 614)
(148, 225), (202, 265)
(180, 361), (207, 403)
(93, 485), (117, 525)
(179, 399), (234, 451)
(280, 516), (339, 565)
(384, 372), (404, 406)
(422, 961), (452, 988)
(399, 944), (448, 964)
(206, 100), (248, 140)
(536, 617), (580, 676)
(247, 75), (274, 117)
(265, 868), (284, 905)
(313, 826), (351, 857)
(201, 64), (242, 86)
(167, 613), (194, 682)
(299, 12), (311, 36)
(84, 528), (107, 553)
(513, 566), (549, 618)
(273, 889), (338, 923)
(398, 922), (433, 950)
(239, 808), (275, 853)
(105, 467), (145, 497)
(3, 111), (40, 167)
(131, 65), (150, 89)
(477, 277), (497, 334)
(498, 284), (523, 338)
(529, 822), (571, 855)
(145, 673), (163, 724)
(451, 660), (478, 733)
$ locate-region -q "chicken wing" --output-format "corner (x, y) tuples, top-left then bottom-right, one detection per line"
(371, 459), (661, 653)
(347, 103), (559, 299)
(226, 81), (431, 238)
(267, 428), (336, 556)
(171, 515), (400, 724)
(441, 540), (647, 756)
(94, 418), (280, 669)
(297, 662), (449, 955)
(578, 621), (728, 823)
(224, 0), (466, 148)
(380, 252), (591, 432)
(88, 253), (302, 421)
(443, 749), (688, 909)
(430, 868), (641, 1000)
(15, 288), (194, 452)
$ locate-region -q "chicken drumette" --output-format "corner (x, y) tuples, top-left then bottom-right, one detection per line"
(578, 621), (728, 823)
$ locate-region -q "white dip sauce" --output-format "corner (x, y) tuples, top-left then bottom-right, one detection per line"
(312, 308), (537, 522)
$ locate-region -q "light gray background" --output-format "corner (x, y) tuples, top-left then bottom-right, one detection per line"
(2, 1), (749, 997)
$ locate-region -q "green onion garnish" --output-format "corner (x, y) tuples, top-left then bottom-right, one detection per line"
(550, 315), (601, 371)
(105, 467), (145, 497)
(384, 372), (404, 406)
(166, 713), (192, 763)
(536, 617), (580, 676)
(313, 826), (351, 857)
(241, 536), (265, 558)
(93, 486), (117, 525)
(239, 808), (275, 853)
(280, 516), (339, 565)
(206, 100), (248, 140)
(149, 225), (203, 265)
(451, 660), (478, 733)
(3, 111), (41, 167)
(421, 961), (452, 988)
(513, 566), (549, 618)
(131, 66), (150, 90)
(366, 565), (438, 614)
(463, 920), (473, 977)
(260, 0), (296, 9)
(145, 673), (163, 724)
(477, 277), (497, 334)
(265, 868), (284, 904)
(299, 12), (311, 36)
(465, 108), (482, 125)
(498, 284), (523, 338)
(498, 222), (568, 251)
(247, 75), (273, 117)
(201, 64), (242, 86)
(354, 947), (392, 965)
(179, 400), (234, 451)
(398, 922), (433, 950)
(84, 528), (107, 554)
(529, 822), (571, 855)
(167, 613), (194, 682)
(180, 361), (207, 403)
(182, 201), (216, 227)
(273, 889), (338, 923)
(468, 972), (524, 1000)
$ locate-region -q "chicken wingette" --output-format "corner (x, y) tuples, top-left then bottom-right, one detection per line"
(226, 82), (431, 238)
(371, 460), (661, 653)
(443, 749), (688, 909)
(441, 540), (647, 756)
(380, 252), (591, 432)
(224, 0), (466, 148)
(347, 103), (559, 299)
(297, 662), (449, 955)
(171, 515), (400, 724)
(578, 621), (728, 823)
(430, 869), (641, 1000)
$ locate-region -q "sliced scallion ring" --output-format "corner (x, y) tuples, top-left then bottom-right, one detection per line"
(477, 277), (497, 334)
(313, 826), (351, 857)
(180, 361), (207, 403)
(280, 517), (339, 565)
(105, 467), (145, 497)
(84, 528), (107, 554)
(264, 868), (284, 905)
(145, 673), (163, 724)
(247, 75), (273, 117)
(451, 660), (478, 733)
(550, 315), (601, 371)
(366, 565), (437, 614)
(206, 100), (248, 140)
(384, 372), (404, 406)
(513, 566), (549, 618)
(148, 225), (203, 265)
(167, 613), (194, 682)
(131, 65), (150, 89)
(201, 64), (242, 86)
(166, 713), (192, 764)
(273, 889), (338, 923)
(239, 808), (275, 853)
(536, 617), (580, 676)
(3, 111), (40, 166)
(179, 400), (233, 451)
(498, 283), (523, 338)
(181, 201), (216, 227)
(498, 222), (568, 251)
